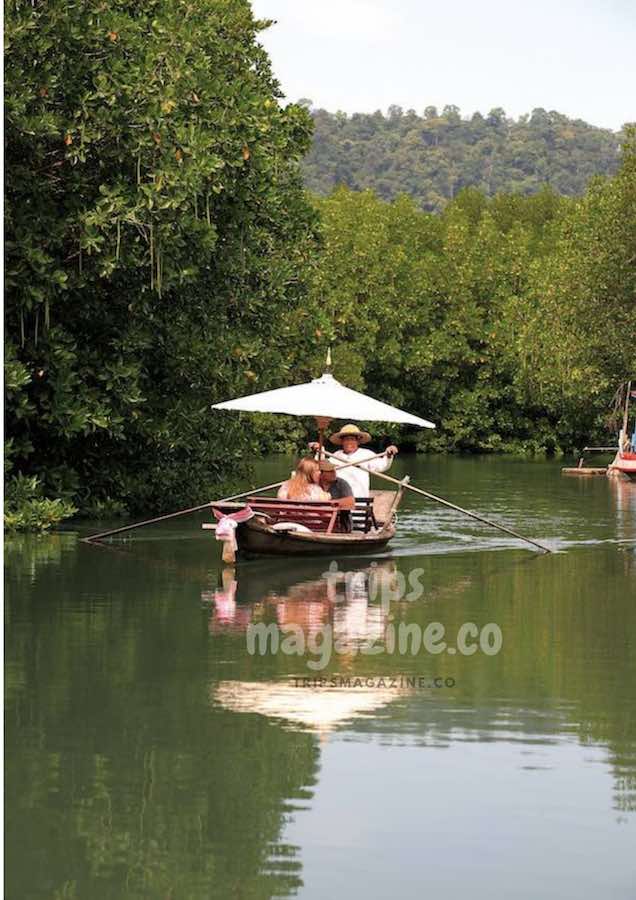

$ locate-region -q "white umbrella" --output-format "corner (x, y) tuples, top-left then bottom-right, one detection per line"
(212, 371), (436, 430)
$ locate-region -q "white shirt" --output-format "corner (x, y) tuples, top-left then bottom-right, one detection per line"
(329, 448), (393, 497)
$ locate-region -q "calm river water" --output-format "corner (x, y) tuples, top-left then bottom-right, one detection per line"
(5, 456), (636, 899)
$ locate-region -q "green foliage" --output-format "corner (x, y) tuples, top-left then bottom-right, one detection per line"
(308, 185), (567, 452)
(516, 128), (636, 433)
(307, 132), (635, 453)
(5, 0), (318, 518)
(4, 472), (78, 532)
(303, 105), (623, 211)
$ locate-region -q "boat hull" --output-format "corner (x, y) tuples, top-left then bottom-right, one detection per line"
(609, 451), (636, 479)
(234, 517), (396, 557)
(208, 488), (406, 559)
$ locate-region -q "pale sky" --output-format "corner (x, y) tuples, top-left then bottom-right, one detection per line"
(251, 0), (635, 131)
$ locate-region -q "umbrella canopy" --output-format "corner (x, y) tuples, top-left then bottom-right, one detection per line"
(211, 372), (435, 429)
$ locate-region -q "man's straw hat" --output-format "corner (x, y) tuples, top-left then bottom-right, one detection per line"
(329, 423), (371, 446)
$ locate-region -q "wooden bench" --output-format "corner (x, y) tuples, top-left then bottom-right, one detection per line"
(211, 496), (379, 535)
(351, 497), (378, 533)
(246, 496), (378, 534)
(245, 497), (339, 533)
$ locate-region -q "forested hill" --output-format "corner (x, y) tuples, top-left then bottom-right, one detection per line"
(301, 105), (623, 211)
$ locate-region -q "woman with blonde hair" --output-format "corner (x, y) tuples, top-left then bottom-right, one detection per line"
(277, 457), (331, 501)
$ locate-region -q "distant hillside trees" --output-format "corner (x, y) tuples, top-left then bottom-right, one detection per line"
(302, 105), (624, 211)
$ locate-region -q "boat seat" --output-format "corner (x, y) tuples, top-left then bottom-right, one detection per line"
(351, 497), (378, 533)
(249, 496), (378, 533)
(245, 497), (339, 533)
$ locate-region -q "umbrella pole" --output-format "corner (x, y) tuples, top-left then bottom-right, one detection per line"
(314, 416), (332, 460)
(322, 451), (552, 554)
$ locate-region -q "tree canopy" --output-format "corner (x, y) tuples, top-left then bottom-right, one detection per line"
(5, 0), (318, 520)
(302, 105), (625, 211)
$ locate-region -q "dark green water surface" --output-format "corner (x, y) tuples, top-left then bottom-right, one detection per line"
(5, 456), (636, 898)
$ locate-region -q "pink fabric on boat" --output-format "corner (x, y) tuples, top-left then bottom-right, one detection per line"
(213, 506), (254, 551)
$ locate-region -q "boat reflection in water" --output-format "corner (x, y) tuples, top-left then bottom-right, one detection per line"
(203, 559), (401, 647)
(205, 560), (412, 734)
(608, 475), (636, 550)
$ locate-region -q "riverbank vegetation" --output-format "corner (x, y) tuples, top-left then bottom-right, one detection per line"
(307, 136), (635, 454)
(4, 0), (635, 529)
(5, 0), (317, 527)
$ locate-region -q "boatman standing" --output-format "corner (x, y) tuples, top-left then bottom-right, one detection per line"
(311, 423), (398, 497)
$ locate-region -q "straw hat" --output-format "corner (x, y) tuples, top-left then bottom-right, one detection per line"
(329, 423), (371, 446)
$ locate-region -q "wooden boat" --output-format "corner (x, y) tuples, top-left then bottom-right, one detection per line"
(609, 449), (636, 479)
(608, 380), (636, 480)
(562, 381), (636, 479)
(205, 486), (408, 558)
(205, 358), (433, 560)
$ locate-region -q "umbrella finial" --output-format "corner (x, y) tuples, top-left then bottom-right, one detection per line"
(325, 346), (332, 373)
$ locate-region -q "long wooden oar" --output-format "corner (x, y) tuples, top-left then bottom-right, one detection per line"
(81, 481), (284, 543)
(324, 450), (553, 554)
(82, 451), (390, 544)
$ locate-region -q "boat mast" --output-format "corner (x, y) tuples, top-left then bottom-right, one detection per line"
(621, 379), (632, 450)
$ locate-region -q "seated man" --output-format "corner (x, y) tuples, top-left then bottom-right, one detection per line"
(318, 460), (354, 532)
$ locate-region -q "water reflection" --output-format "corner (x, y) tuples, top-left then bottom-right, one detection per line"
(609, 477), (636, 545)
(5, 457), (636, 899)
(203, 560), (397, 653)
(213, 680), (409, 736)
(5, 535), (320, 899)
(201, 548), (636, 824)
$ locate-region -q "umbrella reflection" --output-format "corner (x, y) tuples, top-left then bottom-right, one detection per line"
(211, 679), (408, 735)
(205, 562), (413, 734)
